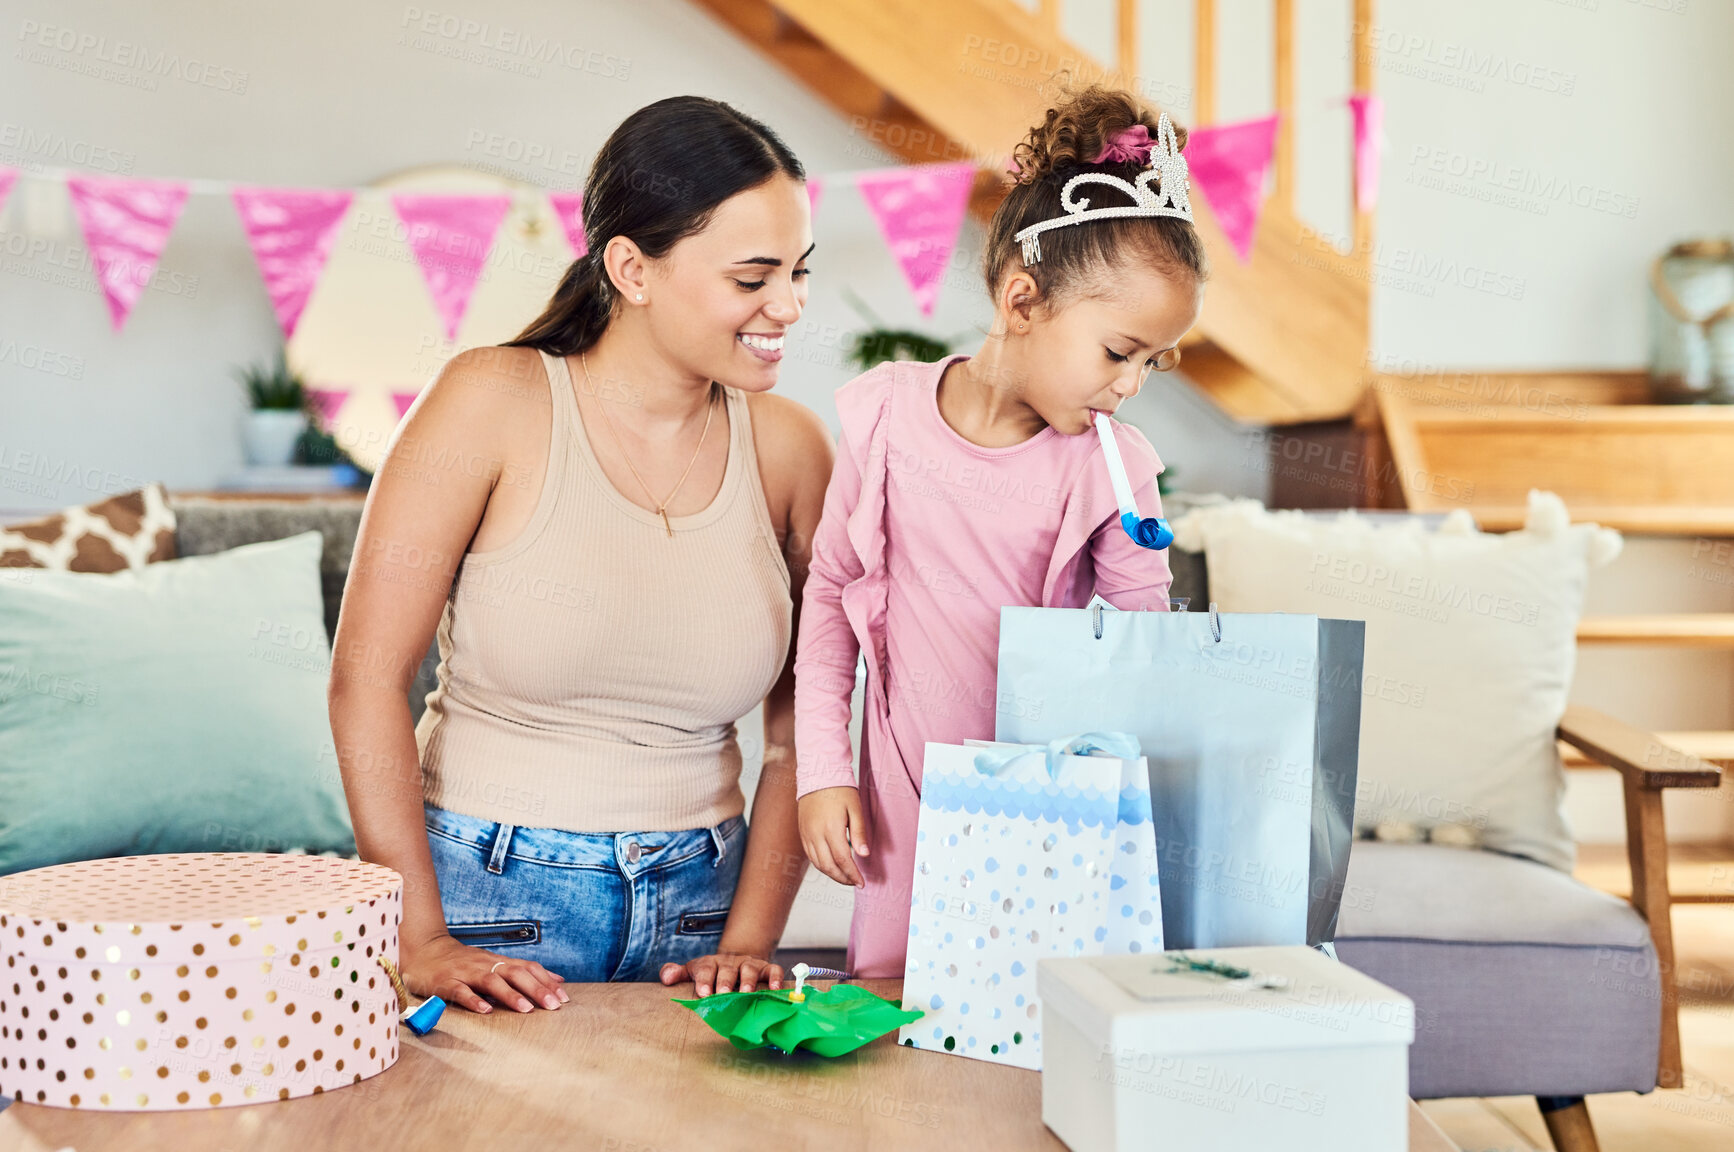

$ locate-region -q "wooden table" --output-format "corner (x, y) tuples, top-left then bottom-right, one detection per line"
(0, 979), (1455, 1151)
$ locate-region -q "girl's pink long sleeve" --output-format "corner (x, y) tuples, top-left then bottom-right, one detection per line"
(792, 427), (868, 800)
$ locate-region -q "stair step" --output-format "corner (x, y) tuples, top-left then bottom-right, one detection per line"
(1380, 394), (1734, 533)
(1577, 615), (1734, 647)
(1575, 843), (1734, 905)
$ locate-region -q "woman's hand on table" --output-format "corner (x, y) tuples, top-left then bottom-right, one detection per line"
(659, 951), (784, 998)
(402, 932), (569, 1014)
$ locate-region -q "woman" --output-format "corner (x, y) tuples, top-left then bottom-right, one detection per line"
(327, 95), (834, 1015)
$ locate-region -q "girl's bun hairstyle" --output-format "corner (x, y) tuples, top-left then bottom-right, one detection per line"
(984, 76), (1206, 308)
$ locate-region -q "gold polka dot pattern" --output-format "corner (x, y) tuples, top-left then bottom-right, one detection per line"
(0, 853), (404, 1111)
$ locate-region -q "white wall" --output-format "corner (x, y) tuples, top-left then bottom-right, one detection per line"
(0, 0), (1254, 515)
(5, 0), (1728, 500)
(1365, 0), (1734, 368)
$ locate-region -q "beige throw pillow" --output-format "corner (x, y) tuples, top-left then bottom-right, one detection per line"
(1172, 490), (1621, 872)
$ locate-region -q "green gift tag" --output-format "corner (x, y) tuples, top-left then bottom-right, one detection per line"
(673, 983), (923, 1057)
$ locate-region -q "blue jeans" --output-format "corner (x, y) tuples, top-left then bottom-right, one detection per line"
(423, 803), (747, 982)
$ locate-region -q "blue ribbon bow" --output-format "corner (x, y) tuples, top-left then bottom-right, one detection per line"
(971, 731), (1143, 780)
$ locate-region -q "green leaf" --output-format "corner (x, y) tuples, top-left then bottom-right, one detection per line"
(235, 349), (307, 411)
(844, 328), (954, 373)
(673, 983), (923, 1058)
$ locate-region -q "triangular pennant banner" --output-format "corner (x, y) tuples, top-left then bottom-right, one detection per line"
(391, 390), (421, 420)
(231, 187), (354, 340)
(0, 168), (17, 221)
(1185, 114), (1280, 262)
(390, 194), (512, 340)
(65, 176), (190, 331)
(305, 386), (351, 428)
(1348, 94), (1385, 214)
(548, 192), (586, 258)
(855, 162), (975, 318)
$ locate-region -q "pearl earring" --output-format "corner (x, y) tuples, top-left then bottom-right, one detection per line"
(635, 293), (644, 302)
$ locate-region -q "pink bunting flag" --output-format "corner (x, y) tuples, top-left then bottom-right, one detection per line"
(231, 187), (354, 341)
(548, 192), (586, 258)
(855, 161), (976, 318)
(65, 176), (190, 331)
(1184, 114), (1280, 262)
(305, 387), (351, 428)
(807, 176), (822, 224)
(0, 168), (16, 219)
(390, 194), (512, 340)
(1348, 94), (1385, 213)
(391, 390), (421, 419)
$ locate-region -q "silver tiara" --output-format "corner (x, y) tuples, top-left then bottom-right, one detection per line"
(1014, 112), (1193, 267)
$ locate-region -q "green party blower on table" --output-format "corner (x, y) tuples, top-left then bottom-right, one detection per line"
(673, 963), (922, 1057)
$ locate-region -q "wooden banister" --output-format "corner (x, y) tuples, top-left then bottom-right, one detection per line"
(1117, 0), (1137, 87)
(1352, 0), (1376, 256)
(1194, 0), (1216, 125)
(1272, 0), (1294, 212)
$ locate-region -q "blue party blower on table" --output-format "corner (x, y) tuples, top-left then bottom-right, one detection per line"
(380, 955), (446, 1036)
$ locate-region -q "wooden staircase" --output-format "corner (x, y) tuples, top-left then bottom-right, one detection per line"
(693, 0), (1379, 426)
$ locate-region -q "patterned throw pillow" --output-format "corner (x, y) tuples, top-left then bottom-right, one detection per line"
(0, 484), (176, 572)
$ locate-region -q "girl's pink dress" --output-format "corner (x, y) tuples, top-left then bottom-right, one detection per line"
(792, 353), (1172, 977)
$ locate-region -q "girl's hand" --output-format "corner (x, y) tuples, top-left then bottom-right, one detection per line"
(798, 785), (869, 887)
(400, 932), (569, 1014)
(660, 952), (784, 997)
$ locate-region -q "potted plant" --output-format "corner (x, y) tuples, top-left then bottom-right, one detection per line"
(236, 351), (310, 466)
(840, 287), (964, 372)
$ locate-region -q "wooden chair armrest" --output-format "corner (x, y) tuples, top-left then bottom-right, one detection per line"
(1557, 706), (1719, 1089)
(1557, 705), (1724, 790)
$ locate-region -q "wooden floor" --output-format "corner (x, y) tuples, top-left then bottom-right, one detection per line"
(1421, 843), (1734, 1151)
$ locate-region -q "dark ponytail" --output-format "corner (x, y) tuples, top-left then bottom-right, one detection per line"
(506, 96), (805, 357)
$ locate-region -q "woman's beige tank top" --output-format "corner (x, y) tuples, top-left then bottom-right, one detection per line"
(414, 349), (793, 833)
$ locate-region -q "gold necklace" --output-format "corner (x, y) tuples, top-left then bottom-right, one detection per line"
(580, 351), (718, 538)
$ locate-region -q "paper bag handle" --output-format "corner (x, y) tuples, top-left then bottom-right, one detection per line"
(1091, 599), (1221, 642)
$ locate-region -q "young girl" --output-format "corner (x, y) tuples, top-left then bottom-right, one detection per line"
(792, 84), (1208, 978)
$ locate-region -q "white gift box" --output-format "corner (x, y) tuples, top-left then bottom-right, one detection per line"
(1037, 946), (1415, 1152)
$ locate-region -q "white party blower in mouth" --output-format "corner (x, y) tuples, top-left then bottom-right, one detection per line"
(1092, 409), (1173, 550)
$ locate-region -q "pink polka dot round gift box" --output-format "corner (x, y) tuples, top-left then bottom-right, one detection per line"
(0, 853), (404, 1110)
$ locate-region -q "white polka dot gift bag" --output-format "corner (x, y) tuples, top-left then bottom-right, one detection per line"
(897, 734), (1162, 1071)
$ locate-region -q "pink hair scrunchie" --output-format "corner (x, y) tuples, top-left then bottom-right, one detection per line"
(1093, 123), (1154, 165)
